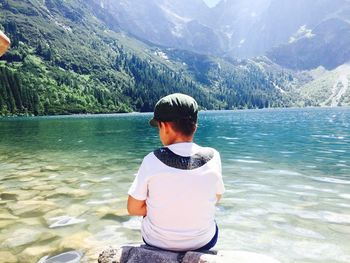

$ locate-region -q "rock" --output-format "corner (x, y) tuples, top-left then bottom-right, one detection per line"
(45, 187), (90, 198)
(0, 190), (39, 201)
(18, 177), (35, 182)
(62, 178), (79, 184)
(0, 192), (18, 201)
(84, 250), (100, 263)
(38, 251), (82, 263)
(40, 165), (60, 172)
(0, 251), (17, 263)
(98, 246), (179, 263)
(1, 228), (56, 248)
(18, 217), (43, 226)
(1, 229), (41, 248)
(98, 246), (281, 263)
(59, 231), (92, 251)
(7, 200), (58, 216)
(66, 204), (90, 217)
(183, 251), (281, 263)
(0, 220), (15, 228)
(30, 184), (57, 191)
(16, 169), (41, 177)
(43, 209), (66, 225)
(0, 211), (19, 220)
(95, 207), (129, 218)
(18, 245), (56, 263)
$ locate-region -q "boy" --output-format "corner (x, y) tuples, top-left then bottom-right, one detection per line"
(0, 30), (10, 57)
(127, 93), (225, 252)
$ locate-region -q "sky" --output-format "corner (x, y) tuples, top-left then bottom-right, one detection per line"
(203, 0), (221, 8)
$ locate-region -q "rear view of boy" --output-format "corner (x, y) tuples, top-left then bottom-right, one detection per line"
(127, 93), (225, 252)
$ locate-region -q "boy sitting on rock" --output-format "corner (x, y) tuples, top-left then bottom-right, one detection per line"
(127, 93), (225, 252)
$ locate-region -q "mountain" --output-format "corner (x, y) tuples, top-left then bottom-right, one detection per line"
(205, 0), (272, 57)
(0, 0), (297, 116)
(297, 64), (350, 107)
(267, 18), (350, 70)
(83, 0), (350, 71)
(88, 0), (225, 55)
(209, 0), (350, 62)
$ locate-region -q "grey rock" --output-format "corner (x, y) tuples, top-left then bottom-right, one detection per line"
(98, 246), (212, 263)
(99, 246), (175, 263)
(98, 246), (281, 263)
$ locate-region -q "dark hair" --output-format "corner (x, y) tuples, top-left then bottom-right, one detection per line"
(170, 118), (197, 137)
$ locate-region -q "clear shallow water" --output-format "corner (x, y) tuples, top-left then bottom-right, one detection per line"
(0, 108), (349, 263)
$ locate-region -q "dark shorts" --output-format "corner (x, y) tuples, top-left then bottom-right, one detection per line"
(142, 223), (219, 252)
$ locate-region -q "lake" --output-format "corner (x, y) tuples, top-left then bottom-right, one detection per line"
(0, 107), (349, 263)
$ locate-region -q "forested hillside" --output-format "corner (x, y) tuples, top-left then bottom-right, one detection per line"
(0, 0), (297, 116)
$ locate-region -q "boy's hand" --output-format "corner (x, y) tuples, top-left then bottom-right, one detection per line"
(0, 31), (10, 57)
(216, 194), (222, 204)
(127, 195), (147, 216)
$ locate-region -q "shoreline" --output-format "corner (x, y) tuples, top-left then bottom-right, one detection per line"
(1, 105), (350, 119)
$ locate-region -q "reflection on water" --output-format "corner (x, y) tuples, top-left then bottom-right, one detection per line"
(0, 108), (349, 263)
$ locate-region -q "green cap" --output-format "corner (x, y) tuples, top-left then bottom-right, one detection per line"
(149, 93), (198, 127)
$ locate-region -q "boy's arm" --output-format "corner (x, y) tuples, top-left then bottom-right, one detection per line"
(127, 195), (147, 216)
(0, 31), (10, 57)
(216, 194), (222, 204)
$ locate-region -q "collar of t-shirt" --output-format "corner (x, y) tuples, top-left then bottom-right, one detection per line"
(166, 142), (201, 157)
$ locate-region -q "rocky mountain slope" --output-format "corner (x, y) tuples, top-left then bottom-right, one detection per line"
(88, 0), (224, 55)
(0, 0), (299, 116)
(267, 17), (350, 70)
(91, 0), (350, 71)
(297, 64), (350, 107)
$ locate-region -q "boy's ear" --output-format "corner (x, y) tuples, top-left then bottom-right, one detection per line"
(162, 122), (172, 133)
(158, 121), (167, 131)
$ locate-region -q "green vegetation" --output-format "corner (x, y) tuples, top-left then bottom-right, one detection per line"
(168, 50), (298, 109)
(0, 0), (222, 116)
(0, 0), (312, 116)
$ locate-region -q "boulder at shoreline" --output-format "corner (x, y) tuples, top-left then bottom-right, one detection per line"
(98, 245), (281, 263)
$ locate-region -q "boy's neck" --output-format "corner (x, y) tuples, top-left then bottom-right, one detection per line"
(163, 137), (193, 146)
(159, 122), (195, 146)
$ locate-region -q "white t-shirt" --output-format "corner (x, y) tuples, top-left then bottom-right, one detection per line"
(128, 142), (225, 251)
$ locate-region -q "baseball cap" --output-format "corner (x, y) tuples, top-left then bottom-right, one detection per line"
(149, 93), (198, 127)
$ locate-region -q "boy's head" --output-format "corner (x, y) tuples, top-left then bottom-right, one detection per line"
(150, 93), (198, 145)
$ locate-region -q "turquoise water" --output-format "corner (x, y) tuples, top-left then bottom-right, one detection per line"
(0, 108), (349, 262)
